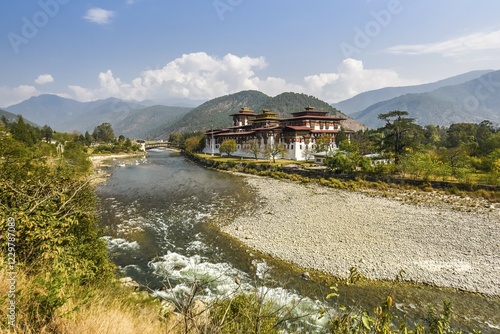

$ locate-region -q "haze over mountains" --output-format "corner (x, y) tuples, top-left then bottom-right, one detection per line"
(4, 70), (499, 138)
(332, 70), (493, 115)
(4, 91), (364, 139)
(347, 70), (500, 128)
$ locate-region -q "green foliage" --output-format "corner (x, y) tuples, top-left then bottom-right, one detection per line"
(378, 111), (424, 164)
(92, 122), (115, 143)
(211, 293), (280, 334)
(63, 141), (91, 173)
(9, 115), (43, 146)
(0, 133), (115, 328)
(184, 134), (205, 153)
(41, 124), (53, 143)
(220, 139), (237, 156)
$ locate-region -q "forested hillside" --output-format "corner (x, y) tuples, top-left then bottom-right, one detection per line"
(154, 91), (365, 139)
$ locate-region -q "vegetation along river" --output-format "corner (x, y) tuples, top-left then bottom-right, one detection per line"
(97, 149), (500, 333)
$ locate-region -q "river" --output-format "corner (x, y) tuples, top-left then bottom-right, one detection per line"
(96, 149), (500, 333)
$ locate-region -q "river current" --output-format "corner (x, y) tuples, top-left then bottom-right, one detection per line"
(97, 149), (500, 333)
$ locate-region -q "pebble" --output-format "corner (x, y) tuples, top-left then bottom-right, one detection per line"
(222, 175), (500, 296)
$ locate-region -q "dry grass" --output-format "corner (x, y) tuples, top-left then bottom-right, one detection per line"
(50, 297), (169, 334)
(0, 259), (169, 334)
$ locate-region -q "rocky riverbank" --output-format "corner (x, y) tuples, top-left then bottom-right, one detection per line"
(89, 153), (147, 185)
(222, 174), (500, 296)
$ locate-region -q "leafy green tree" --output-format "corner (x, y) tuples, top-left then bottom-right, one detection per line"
(184, 135), (204, 153)
(377, 111), (423, 164)
(84, 131), (93, 146)
(63, 141), (91, 173)
(220, 139), (237, 156)
(41, 125), (53, 143)
(169, 132), (183, 146)
(445, 123), (478, 149)
(350, 129), (380, 155)
(314, 134), (331, 152)
(0, 115), (8, 128)
(11, 115), (34, 146)
(326, 150), (357, 173)
(335, 127), (348, 147)
(437, 145), (470, 178)
(92, 122), (115, 143)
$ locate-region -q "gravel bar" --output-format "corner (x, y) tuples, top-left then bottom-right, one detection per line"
(222, 175), (500, 296)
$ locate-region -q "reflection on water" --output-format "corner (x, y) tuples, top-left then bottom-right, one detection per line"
(97, 150), (500, 333)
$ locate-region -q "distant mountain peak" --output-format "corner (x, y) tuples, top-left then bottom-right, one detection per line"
(351, 69), (500, 128)
(333, 70), (494, 115)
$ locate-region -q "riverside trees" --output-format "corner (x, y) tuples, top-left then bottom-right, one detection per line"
(343, 111), (500, 185)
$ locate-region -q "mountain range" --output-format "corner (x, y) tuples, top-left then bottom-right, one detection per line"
(4, 91), (365, 139)
(347, 70), (500, 128)
(332, 70), (493, 115)
(149, 91), (367, 140)
(4, 69), (499, 137)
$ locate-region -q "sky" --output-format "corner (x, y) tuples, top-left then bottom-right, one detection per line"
(1, 0), (500, 107)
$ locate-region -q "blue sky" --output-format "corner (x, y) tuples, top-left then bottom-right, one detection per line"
(1, 0), (500, 107)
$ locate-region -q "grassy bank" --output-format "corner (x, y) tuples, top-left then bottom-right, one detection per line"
(189, 153), (500, 204)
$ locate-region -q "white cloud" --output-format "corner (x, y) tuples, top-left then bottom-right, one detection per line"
(0, 85), (40, 107)
(66, 54), (413, 104)
(304, 58), (415, 102)
(69, 52), (273, 101)
(35, 74), (54, 85)
(386, 29), (500, 57)
(83, 8), (114, 25)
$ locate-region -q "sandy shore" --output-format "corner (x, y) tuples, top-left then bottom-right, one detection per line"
(222, 175), (500, 296)
(89, 153), (147, 185)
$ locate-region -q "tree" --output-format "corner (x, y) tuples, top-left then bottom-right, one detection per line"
(220, 139), (237, 156)
(84, 131), (93, 146)
(314, 134), (331, 152)
(264, 143), (286, 163)
(92, 122), (115, 143)
(302, 145), (314, 161)
(41, 125), (53, 143)
(377, 111), (423, 164)
(11, 116), (34, 146)
(335, 127), (348, 147)
(245, 139), (262, 159)
(445, 123), (478, 148)
(169, 132), (183, 146)
(184, 135), (204, 153)
(118, 134), (125, 142)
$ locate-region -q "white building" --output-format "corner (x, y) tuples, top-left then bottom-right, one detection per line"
(204, 106), (352, 161)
